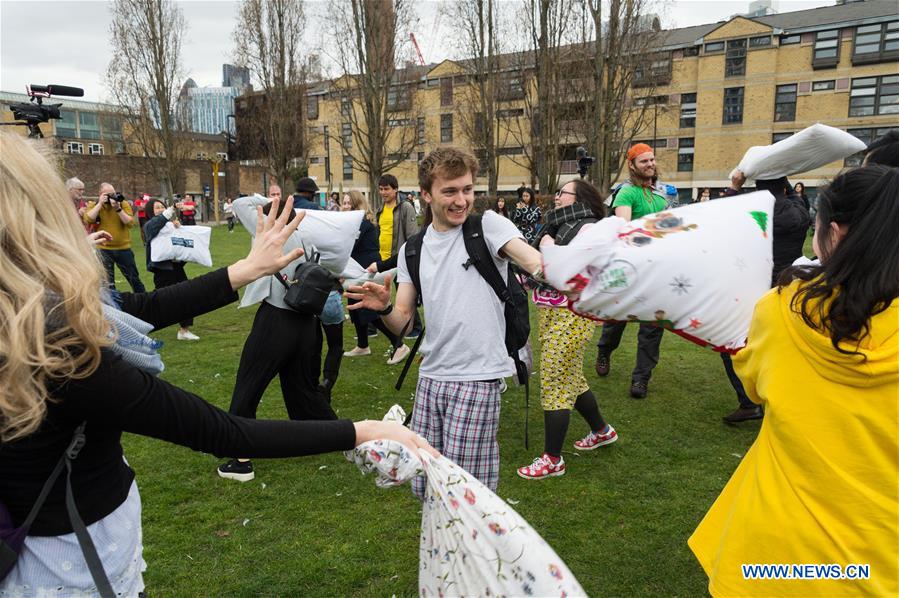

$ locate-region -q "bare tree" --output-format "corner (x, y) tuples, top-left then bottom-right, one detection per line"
(500, 0), (577, 195)
(446, 0), (503, 196)
(328, 0), (420, 212)
(106, 0), (189, 197)
(581, 0), (663, 193)
(233, 0), (313, 188)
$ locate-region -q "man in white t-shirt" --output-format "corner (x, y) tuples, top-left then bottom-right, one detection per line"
(346, 146), (544, 496)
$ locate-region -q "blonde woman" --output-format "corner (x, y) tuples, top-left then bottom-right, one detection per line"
(0, 133), (434, 595)
(342, 191), (404, 357)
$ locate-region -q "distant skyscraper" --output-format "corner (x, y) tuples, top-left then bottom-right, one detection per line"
(223, 64), (251, 89)
(177, 66), (252, 136)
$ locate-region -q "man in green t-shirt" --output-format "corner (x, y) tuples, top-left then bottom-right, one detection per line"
(594, 143), (666, 399)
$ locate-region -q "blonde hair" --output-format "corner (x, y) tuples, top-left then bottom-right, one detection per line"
(345, 190), (374, 222)
(0, 132), (110, 441)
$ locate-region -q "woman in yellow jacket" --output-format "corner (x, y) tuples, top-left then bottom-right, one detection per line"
(689, 165), (899, 597)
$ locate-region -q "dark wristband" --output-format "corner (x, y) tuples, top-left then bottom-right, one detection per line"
(377, 303), (394, 316)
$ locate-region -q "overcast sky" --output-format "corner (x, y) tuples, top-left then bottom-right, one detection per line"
(1, 0), (835, 103)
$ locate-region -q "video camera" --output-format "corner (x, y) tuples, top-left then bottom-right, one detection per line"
(4, 84), (84, 139)
(576, 146), (595, 179)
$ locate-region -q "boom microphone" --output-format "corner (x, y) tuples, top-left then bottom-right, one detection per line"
(27, 84), (85, 97)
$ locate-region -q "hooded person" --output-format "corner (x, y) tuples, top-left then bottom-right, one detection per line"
(689, 165), (899, 597)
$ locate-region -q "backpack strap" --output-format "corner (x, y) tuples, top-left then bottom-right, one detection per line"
(17, 423), (114, 597)
(403, 229), (426, 305)
(461, 215), (510, 304)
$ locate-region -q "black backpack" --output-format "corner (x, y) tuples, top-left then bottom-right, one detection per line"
(398, 214), (534, 446)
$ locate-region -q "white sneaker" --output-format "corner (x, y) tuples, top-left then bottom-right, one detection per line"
(177, 330), (200, 341)
(343, 346), (371, 357)
(387, 344), (410, 365)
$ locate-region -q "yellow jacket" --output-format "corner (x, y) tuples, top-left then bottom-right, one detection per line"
(83, 200), (135, 250)
(690, 282), (899, 596)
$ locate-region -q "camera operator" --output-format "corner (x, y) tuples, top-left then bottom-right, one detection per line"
(83, 182), (146, 293)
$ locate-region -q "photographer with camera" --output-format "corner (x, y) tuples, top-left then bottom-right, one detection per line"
(83, 183), (146, 293)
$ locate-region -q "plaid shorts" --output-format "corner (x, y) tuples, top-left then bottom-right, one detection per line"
(410, 377), (502, 499)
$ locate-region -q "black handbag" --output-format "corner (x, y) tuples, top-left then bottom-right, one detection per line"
(275, 247), (334, 315)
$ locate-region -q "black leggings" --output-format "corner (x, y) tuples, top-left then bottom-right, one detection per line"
(153, 265), (192, 328)
(348, 298), (400, 349)
(319, 322), (343, 388)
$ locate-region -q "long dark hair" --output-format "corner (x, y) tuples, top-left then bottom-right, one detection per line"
(492, 197), (509, 218)
(569, 179), (606, 219)
(779, 165), (899, 355)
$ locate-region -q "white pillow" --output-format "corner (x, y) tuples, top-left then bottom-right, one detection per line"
(541, 192), (775, 352)
(150, 223), (212, 267)
(730, 123), (866, 181)
(294, 209), (363, 275)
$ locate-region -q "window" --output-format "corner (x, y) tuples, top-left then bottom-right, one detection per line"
(196, 152), (208, 160)
(387, 86), (411, 112)
(849, 75), (899, 116)
(216, 152), (228, 161)
(416, 117), (425, 145)
(342, 156), (353, 181)
(497, 146), (524, 156)
(844, 127), (897, 166)
(307, 95), (319, 120)
(750, 35), (772, 48)
(440, 78), (453, 106)
(680, 92), (696, 128)
(725, 39), (747, 77)
(635, 53), (672, 86)
(812, 80), (835, 91)
(635, 95), (667, 106)
(66, 141), (83, 154)
(417, 151), (425, 162)
(427, 78), (439, 88)
(88, 143), (104, 155)
(340, 96), (350, 118)
(704, 41), (724, 53)
(323, 125), (329, 152)
(772, 132), (793, 143)
(498, 74), (525, 100)
(677, 138), (694, 172)
(100, 115), (123, 140)
(387, 118), (411, 127)
(684, 46), (700, 57)
(78, 112), (100, 140)
(341, 122), (352, 148)
(308, 156), (321, 165)
(472, 112), (484, 138)
(723, 87), (744, 124)
(497, 108), (524, 118)
(812, 30), (840, 68)
(440, 113), (453, 143)
(853, 21), (899, 64)
(780, 34), (800, 45)
(56, 109), (78, 138)
(774, 84), (797, 122)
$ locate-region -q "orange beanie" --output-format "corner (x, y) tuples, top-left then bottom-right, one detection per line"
(627, 143), (653, 162)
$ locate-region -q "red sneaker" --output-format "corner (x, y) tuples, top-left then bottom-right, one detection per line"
(517, 453), (566, 480)
(574, 425), (618, 450)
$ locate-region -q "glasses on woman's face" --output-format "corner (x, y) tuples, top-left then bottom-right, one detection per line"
(555, 190), (576, 198)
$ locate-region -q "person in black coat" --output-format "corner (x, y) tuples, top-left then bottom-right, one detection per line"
(143, 198), (200, 340)
(720, 170), (810, 423)
(341, 190), (403, 357)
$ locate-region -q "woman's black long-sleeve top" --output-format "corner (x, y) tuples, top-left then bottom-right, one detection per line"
(0, 268), (356, 536)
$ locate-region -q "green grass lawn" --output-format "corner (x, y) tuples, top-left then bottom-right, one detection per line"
(114, 224), (801, 596)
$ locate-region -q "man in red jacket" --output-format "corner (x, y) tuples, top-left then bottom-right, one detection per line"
(179, 194), (197, 225)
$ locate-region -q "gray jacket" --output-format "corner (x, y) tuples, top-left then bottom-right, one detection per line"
(374, 199), (419, 258)
(233, 194), (306, 310)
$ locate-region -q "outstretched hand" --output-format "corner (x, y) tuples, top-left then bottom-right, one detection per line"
(353, 420), (439, 459)
(345, 273), (392, 312)
(227, 197), (306, 291)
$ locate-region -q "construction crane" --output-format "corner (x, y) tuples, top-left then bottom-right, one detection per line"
(409, 32), (425, 66)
